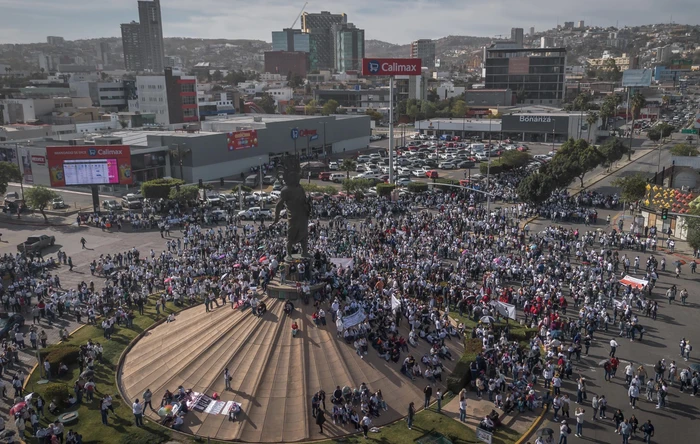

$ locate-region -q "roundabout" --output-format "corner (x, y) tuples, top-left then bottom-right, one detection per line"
(118, 295), (464, 442)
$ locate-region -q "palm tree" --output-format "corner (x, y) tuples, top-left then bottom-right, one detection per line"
(631, 92), (646, 120)
(586, 112), (599, 141)
(340, 158), (356, 179)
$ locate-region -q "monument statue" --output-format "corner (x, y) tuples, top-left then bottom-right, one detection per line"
(274, 155), (311, 261)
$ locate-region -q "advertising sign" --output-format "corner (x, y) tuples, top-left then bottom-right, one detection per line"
(31, 155), (46, 165)
(476, 428), (493, 444)
(695, 113), (700, 129)
(501, 114), (570, 133)
(19, 148), (33, 184)
(227, 130), (258, 151)
(46, 145), (133, 187)
(362, 58), (421, 76)
(622, 69), (652, 87)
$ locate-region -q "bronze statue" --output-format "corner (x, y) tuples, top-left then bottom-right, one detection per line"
(274, 155), (311, 261)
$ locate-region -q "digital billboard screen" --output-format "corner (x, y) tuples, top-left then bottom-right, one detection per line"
(46, 145), (133, 187)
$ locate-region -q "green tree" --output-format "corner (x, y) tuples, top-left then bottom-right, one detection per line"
(586, 112), (599, 141)
(24, 185), (59, 222)
(212, 70), (223, 81)
(573, 93), (590, 111)
(168, 185), (199, 205)
(258, 93), (276, 114)
(321, 99), (339, 116)
(500, 150), (532, 169)
(420, 101), (437, 119)
(406, 104), (420, 121)
(598, 138), (628, 167)
(647, 128), (661, 143)
(427, 88), (439, 103)
(549, 139), (604, 187)
(451, 100), (468, 118)
(600, 59), (622, 81)
(286, 100), (297, 115)
(287, 73), (303, 88)
(365, 109), (383, 123)
(0, 162), (22, 196)
(612, 174), (648, 203)
(304, 99), (317, 115)
(340, 158), (356, 179)
(516, 171), (557, 205)
(658, 123), (674, 140)
(670, 144), (699, 156)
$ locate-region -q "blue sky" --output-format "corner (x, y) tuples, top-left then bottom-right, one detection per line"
(0, 0), (698, 44)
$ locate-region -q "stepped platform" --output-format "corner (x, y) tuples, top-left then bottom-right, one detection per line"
(118, 297), (464, 442)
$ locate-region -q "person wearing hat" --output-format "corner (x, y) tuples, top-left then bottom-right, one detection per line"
(559, 419), (570, 444)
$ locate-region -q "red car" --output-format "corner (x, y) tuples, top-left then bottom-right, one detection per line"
(426, 170), (439, 179)
(517, 145), (529, 152)
(318, 171), (331, 181)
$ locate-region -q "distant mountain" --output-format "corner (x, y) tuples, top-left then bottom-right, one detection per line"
(365, 35), (494, 61)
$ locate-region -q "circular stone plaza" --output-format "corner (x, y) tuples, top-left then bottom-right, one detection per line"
(118, 295), (464, 442)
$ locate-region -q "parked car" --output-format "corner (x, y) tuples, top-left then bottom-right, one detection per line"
(273, 180), (284, 191)
(328, 161), (339, 171)
(219, 193), (237, 204)
(262, 175), (275, 185)
(318, 171), (332, 181)
(426, 170), (439, 179)
(438, 161), (456, 170)
(457, 160), (476, 169)
(17, 234), (55, 253)
(412, 168), (428, 177)
(397, 177), (412, 187)
(237, 207), (272, 220)
(204, 192), (222, 206)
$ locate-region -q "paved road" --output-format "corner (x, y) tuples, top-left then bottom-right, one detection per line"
(526, 136), (699, 444)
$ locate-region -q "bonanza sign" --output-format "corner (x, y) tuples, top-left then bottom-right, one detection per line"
(227, 130), (258, 151)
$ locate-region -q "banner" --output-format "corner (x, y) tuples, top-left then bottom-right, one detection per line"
(341, 308), (366, 330)
(619, 275), (648, 289)
(490, 300), (517, 320)
(227, 130), (258, 151)
(330, 257), (354, 269)
(19, 148), (33, 184)
(476, 428), (493, 444)
(391, 295), (401, 311)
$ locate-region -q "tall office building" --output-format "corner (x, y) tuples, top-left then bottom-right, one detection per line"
(301, 11), (347, 70)
(410, 39), (436, 68)
(332, 23), (365, 72)
(271, 29), (310, 52)
(121, 22), (143, 71)
(483, 45), (567, 105)
(120, 0), (165, 72)
(529, 27), (535, 36)
(510, 28), (524, 47)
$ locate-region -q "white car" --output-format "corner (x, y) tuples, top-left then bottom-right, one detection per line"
(397, 177), (412, 186)
(269, 190), (282, 200)
(475, 153), (488, 161)
(438, 162), (456, 170)
(412, 168), (428, 177)
(328, 161), (339, 170)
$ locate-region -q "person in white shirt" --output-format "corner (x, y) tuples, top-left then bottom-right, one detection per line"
(132, 398), (144, 426)
(609, 339), (619, 357)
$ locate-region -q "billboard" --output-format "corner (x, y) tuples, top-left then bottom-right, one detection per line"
(227, 130), (258, 151)
(501, 114), (570, 133)
(622, 69), (652, 87)
(695, 113), (700, 129)
(46, 145), (133, 187)
(362, 58), (421, 76)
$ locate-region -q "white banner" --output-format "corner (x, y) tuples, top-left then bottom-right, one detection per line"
(476, 428), (493, 444)
(341, 309), (366, 329)
(330, 257), (354, 269)
(490, 300), (517, 320)
(391, 295), (401, 311)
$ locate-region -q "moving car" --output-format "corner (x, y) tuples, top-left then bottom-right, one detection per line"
(51, 197), (66, 210)
(438, 161), (457, 170)
(102, 199), (121, 211)
(204, 192), (222, 206)
(330, 173), (346, 183)
(412, 168), (428, 177)
(397, 177), (412, 186)
(121, 194), (143, 209)
(426, 170), (439, 179)
(318, 171), (332, 181)
(17, 235), (55, 253)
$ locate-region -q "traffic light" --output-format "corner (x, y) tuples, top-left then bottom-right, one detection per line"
(198, 179), (203, 188)
(175, 184), (181, 192)
(220, 177), (225, 186)
(661, 208), (668, 220)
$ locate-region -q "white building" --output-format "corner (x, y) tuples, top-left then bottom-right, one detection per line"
(265, 87), (293, 104)
(436, 83), (466, 101)
(69, 81), (127, 109)
(135, 75), (169, 125)
(0, 98), (54, 124)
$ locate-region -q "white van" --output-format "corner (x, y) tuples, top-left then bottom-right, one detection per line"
(330, 173), (346, 183)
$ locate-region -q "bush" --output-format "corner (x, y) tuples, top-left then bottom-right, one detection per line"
(231, 185), (253, 193)
(140, 178), (184, 199)
(434, 178), (460, 192)
(446, 338), (482, 393)
(43, 344), (81, 373)
(43, 383), (71, 404)
(479, 161), (504, 175)
(407, 182), (428, 193)
(119, 429), (170, 444)
(376, 183), (396, 197)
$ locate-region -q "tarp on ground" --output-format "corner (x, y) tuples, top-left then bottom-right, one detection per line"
(619, 275), (648, 289)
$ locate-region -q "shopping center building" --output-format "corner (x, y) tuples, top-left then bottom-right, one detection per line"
(2, 114), (370, 189)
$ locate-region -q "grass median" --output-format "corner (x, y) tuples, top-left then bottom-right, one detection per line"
(23, 295), (180, 444)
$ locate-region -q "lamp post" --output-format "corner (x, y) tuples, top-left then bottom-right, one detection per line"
(14, 143), (24, 200)
(486, 117), (492, 213)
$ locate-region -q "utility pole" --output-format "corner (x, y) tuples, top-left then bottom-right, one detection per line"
(14, 143), (24, 200)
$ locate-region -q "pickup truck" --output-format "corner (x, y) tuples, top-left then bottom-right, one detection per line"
(17, 235), (55, 253)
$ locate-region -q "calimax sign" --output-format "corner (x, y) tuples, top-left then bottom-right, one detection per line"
(362, 58), (421, 76)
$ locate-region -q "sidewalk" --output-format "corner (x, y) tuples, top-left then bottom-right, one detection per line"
(440, 391), (539, 436)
